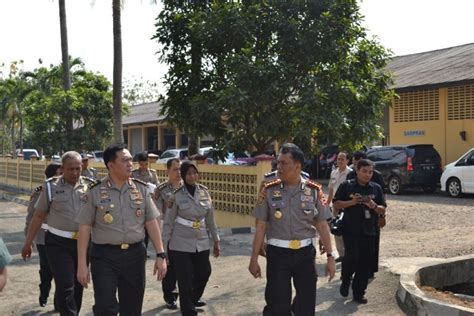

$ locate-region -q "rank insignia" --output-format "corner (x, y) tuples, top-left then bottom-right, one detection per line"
(274, 210), (283, 220)
(272, 190), (282, 198)
(135, 209), (142, 217)
(104, 212), (114, 224)
(304, 187), (312, 196)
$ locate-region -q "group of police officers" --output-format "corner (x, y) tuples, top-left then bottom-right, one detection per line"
(21, 142), (385, 316)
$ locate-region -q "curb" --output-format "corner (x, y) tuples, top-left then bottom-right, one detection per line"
(0, 193), (29, 206)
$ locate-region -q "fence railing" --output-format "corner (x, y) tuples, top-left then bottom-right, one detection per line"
(0, 159), (272, 228)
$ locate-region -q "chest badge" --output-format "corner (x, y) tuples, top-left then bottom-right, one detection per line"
(304, 187), (312, 196)
(104, 212), (114, 224)
(135, 209), (143, 217)
(274, 210), (283, 220)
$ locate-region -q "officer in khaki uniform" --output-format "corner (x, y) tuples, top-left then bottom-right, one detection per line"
(155, 158), (182, 309)
(132, 151), (159, 185)
(24, 162), (61, 308)
(249, 143), (336, 316)
(162, 160), (220, 316)
(22, 151), (94, 316)
(76, 144), (167, 316)
(81, 153), (98, 180)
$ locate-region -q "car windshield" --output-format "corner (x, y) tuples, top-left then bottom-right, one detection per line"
(160, 151), (177, 159)
(408, 146), (440, 163)
(94, 151), (103, 158)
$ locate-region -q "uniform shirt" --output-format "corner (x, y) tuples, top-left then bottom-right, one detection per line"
(328, 166), (352, 193)
(0, 238), (12, 269)
(132, 168), (158, 185)
(333, 179), (386, 236)
(155, 180), (183, 214)
(35, 176), (92, 233)
(25, 186), (46, 245)
(81, 168), (98, 180)
(162, 184), (220, 253)
(75, 176), (159, 245)
(253, 177), (332, 241)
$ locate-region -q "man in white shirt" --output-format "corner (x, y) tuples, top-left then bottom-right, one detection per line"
(327, 151), (352, 262)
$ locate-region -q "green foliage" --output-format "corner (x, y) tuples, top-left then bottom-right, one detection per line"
(155, 0), (394, 154)
(0, 58), (115, 155)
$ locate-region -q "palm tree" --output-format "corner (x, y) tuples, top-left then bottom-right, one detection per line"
(112, 0), (124, 144)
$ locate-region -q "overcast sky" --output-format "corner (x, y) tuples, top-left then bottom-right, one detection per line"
(1, 0), (474, 93)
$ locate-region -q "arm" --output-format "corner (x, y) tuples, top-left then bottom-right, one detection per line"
(76, 224), (92, 288)
(205, 198), (220, 258)
(145, 219), (167, 281)
(0, 267), (6, 292)
(326, 188), (334, 206)
(333, 195), (361, 210)
(314, 218), (336, 281)
(248, 219), (267, 278)
(161, 195), (178, 249)
(22, 210), (48, 260)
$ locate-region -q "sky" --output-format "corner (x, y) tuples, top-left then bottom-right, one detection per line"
(1, 0), (474, 93)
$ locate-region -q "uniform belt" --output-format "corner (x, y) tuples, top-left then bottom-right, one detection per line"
(92, 242), (142, 250)
(175, 216), (206, 230)
(48, 226), (78, 240)
(41, 223), (49, 230)
(267, 238), (313, 250)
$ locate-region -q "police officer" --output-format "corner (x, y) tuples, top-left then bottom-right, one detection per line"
(155, 158), (182, 309)
(22, 151), (94, 316)
(249, 143), (336, 316)
(132, 151), (159, 185)
(24, 162), (61, 308)
(81, 153), (98, 180)
(162, 160), (220, 316)
(75, 144), (167, 316)
(333, 159), (386, 304)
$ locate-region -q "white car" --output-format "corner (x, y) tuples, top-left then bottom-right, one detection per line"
(440, 148), (474, 197)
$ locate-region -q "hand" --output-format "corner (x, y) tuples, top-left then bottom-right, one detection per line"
(213, 241), (220, 258)
(363, 198), (377, 210)
(258, 242), (267, 257)
(77, 264), (91, 288)
(326, 257), (336, 282)
(248, 258), (261, 278)
(153, 257), (167, 281)
(21, 242), (32, 261)
(352, 193), (362, 206)
(319, 239), (326, 255)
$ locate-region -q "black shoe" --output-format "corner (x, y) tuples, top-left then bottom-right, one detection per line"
(353, 296), (368, 304)
(39, 295), (47, 307)
(335, 256), (344, 263)
(194, 299), (207, 307)
(165, 301), (178, 310)
(339, 280), (350, 297)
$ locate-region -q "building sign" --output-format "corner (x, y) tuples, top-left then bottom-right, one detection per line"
(404, 130), (425, 137)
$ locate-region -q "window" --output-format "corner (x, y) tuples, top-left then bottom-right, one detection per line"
(394, 89), (439, 122)
(447, 84), (474, 120)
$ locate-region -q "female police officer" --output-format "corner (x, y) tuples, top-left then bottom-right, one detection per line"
(162, 160), (220, 316)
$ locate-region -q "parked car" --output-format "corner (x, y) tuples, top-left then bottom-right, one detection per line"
(366, 144), (442, 195)
(87, 150), (104, 162)
(15, 149), (40, 160)
(440, 148), (474, 197)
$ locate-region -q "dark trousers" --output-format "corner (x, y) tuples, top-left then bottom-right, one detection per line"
(90, 242), (146, 316)
(162, 245), (177, 303)
(170, 249), (211, 316)
(45, 232), (83, 316)
(342, 234), (375, 299)
(372, 227), (380, 274)
(37, 244), (58, 308)
(263, 245), (317, 316)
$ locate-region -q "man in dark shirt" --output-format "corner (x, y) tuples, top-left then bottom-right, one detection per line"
(333, 159), (386, 304)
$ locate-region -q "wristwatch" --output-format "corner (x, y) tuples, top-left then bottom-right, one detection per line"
(156, 252), (168, 260)
(326, 251), (337, 258)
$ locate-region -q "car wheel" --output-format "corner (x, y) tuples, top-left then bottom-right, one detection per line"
(422, 186), (436, 194)
(388, 176), (402, 195)
(447, 178), (462, 197)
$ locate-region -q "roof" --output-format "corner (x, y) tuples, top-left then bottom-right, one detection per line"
(388, 43), (474, 90)
(122, 101), (165, 126)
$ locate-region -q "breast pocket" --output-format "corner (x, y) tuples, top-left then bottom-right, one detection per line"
(52, 194), (70, 211)
(299, 196), (317, 218)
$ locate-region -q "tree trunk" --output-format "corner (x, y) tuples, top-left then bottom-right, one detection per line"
(187, 133), (199, 157)
(58, 0), (73, 147)
(112, 0), (124, 144)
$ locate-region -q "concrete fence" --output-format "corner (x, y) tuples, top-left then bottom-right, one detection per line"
(0, 158), (272, 228)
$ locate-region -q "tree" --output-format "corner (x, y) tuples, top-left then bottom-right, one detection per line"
(112, 0), (124, 144)
(122, 77), (160, 106)
(156, 0), (394, 154)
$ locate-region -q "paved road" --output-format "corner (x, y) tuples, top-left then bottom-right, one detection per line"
(0, 199), (403, 315)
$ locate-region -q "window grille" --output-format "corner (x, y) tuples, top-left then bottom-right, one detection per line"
(447, 84), (474, 120)
(394, 89), (439, 122)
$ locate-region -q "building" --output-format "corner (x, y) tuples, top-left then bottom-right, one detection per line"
(387, 43), (474, 164)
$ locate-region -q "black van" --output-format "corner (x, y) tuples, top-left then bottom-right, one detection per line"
(366, 144), (442, 195)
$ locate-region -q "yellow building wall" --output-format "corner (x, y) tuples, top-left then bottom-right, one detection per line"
(389, 87), (474, 165)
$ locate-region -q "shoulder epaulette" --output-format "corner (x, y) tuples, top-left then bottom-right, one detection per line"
(34, 185), (43, 193)
(173, 185), (184, 194)
(90, 167), (96, 171)
(306, 179), (322, 191)
(263, 178), (282, 188)
(150, 169), (157, 174)
(46, 176), (60, 182)
(82, 176), (95, 183)
(157, 182), (168, 190)
(198, 183), (208, 190)
(264, 171), (277, 179)
(301, 171), (310, 179)
(132, 178), (147, 186)
(88, 179), (102, 190)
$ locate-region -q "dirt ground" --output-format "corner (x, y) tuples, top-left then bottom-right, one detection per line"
(0, 190), (473, 315)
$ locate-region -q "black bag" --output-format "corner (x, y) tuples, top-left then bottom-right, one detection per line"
(329, 211), (344, 236)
